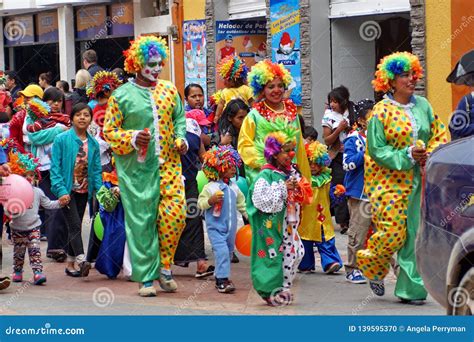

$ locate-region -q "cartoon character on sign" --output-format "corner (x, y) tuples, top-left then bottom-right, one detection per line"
(185, 39), (195, 71)
(242, 36), (253, 50)
(278, 32), (296, 55)
(255, 42), (267, 62)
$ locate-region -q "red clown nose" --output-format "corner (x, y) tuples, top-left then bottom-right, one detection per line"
(288, 151), (296, 159)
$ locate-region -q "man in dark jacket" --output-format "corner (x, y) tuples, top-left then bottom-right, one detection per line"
(82, 50), (104, 78)
(5, 71), (22, 102)
(450, 87), (474, 140)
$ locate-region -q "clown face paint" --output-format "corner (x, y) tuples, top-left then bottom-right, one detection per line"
(141, 56), (163, 82)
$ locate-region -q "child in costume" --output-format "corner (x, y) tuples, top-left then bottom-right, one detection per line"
(357, 52), (448, 303)
(214, 55), (253, 123)
(298, 141), (343, 274)
(342, 99), (374, 284)
(87, 71), (122, 149)
(0, 72), (12, 119)
(103, 35), (187, 296)
(94, 167), (127, 279)
(197, 145), (247, 293)
(248, 118), (312, 306)
(25, 91), (70, 133)
(7, 151), (62, 285)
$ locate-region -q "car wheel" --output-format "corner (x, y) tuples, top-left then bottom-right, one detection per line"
(450, 268), (473, 315)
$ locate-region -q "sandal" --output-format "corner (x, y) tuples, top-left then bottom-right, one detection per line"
(195, 265), (215, 279)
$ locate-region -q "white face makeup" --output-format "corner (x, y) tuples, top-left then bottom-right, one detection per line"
(140, 56), (163, 82)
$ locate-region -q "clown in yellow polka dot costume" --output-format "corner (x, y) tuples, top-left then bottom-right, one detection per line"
(103, 36), (187, 297)
(356, 52), (448, 303)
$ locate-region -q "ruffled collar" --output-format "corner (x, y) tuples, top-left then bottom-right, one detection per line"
(311, 167), (331, 187)
(384, 93), (416, 109)
(253, 98), (297, 122)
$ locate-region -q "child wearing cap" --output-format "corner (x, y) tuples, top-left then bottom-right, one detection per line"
(298, 141), (343, 274)
(343, 99), (374, 284)
(6, 150), (63, 285)
(214, 56), (254, 124)
(197, 145), (247, 293)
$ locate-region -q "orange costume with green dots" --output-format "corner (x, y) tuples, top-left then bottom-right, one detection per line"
(103, 79), (187, 283)
(356, 95), (448, 300)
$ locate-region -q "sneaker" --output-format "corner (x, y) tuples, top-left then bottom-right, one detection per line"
(346, 270), (367, 284)
(138, 282), (157, 297)
(398, 297), (425, 305)
(216, 279), (235, 293)
(12, 272), (22, 282)
(369, 280), (385, 296)
(325, 262), (341, 274)
(195, 265), (215, 279)
(0, 276), (11, 290)
(158, 272), (177, 292)
(231, 252), (240, 263)
(33, 272), (47, 285)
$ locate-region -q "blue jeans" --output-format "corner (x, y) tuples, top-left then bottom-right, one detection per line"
(206, 223), (237, 279)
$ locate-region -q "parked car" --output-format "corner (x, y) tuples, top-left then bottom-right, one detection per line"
(417, 136), (474, 315)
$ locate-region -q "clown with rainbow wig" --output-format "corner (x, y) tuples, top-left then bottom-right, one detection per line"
(247, 117), (312, 306)
(103, 35), (187, 297)
(298, 141), (343, 274)
(197, 145), (247, 294)
(214, 55), (254, 123)
(356, 51), (448, 304)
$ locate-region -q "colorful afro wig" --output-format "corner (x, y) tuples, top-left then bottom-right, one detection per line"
(123, 35), (169, 74)
(255, 117), (298, 165)
(27, 98), (50, 121)
(202, 145), (242, 181)
(8, 150), (41, 181)
(305, 141), (331, 167)
(87, 71), (122, 99)
(248, 59), (292, 98)
(372, 51), (423, 93)
(217, 55), (249, 83)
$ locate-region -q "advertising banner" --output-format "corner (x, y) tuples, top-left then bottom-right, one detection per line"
(270, 0), (302, 105)
(183, 20), (207, 102)
(215, 20), (267, 90)
(36, 11), (59, 43)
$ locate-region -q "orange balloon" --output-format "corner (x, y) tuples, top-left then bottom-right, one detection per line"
(235, 224), (252, 257)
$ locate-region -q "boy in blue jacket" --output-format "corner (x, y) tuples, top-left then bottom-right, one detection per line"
(342, 100), (373, 284)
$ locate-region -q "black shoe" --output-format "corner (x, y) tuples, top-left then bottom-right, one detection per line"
(399, 298), (425, 305)
(65, 268), (81, 277)
(340, 225), (349, 235)
(231, 252), (240, 263)
(195, 265), (215, 279)
(369, 280), (385, 296)
(216, 278), (235, 293)
(79, 261), (91, 277)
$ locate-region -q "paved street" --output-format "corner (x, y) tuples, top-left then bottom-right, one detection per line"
(0, 214), (444, 316)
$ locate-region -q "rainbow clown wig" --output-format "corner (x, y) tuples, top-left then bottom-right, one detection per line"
(202, 145), (242, 181)
(8, 150), (41, 181)
(217, 55), (248, 83)
(372, 51), (423, 93)
(255, 117), (298, 165)
(248, 59), (292, 98)
(87, 71), (122, 99)
(305, 141), (331, 167)
(123, 35), (169, 74)
(27, 98), (50, 121)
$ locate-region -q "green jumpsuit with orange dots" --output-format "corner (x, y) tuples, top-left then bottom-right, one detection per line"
(357, 95), (448, 300)
(103, 79), (187, 283)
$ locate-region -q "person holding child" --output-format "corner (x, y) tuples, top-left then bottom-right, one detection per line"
(198, 145), (247, 293)
(214, 55), (253, 124)
(298, 141), (343, 274)
(248, 118), (312, 306)
(7, 151), (63, 285)
(357, 52), (448, 304)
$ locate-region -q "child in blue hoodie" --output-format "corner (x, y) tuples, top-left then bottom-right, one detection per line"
(342, 99), (374, 284)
